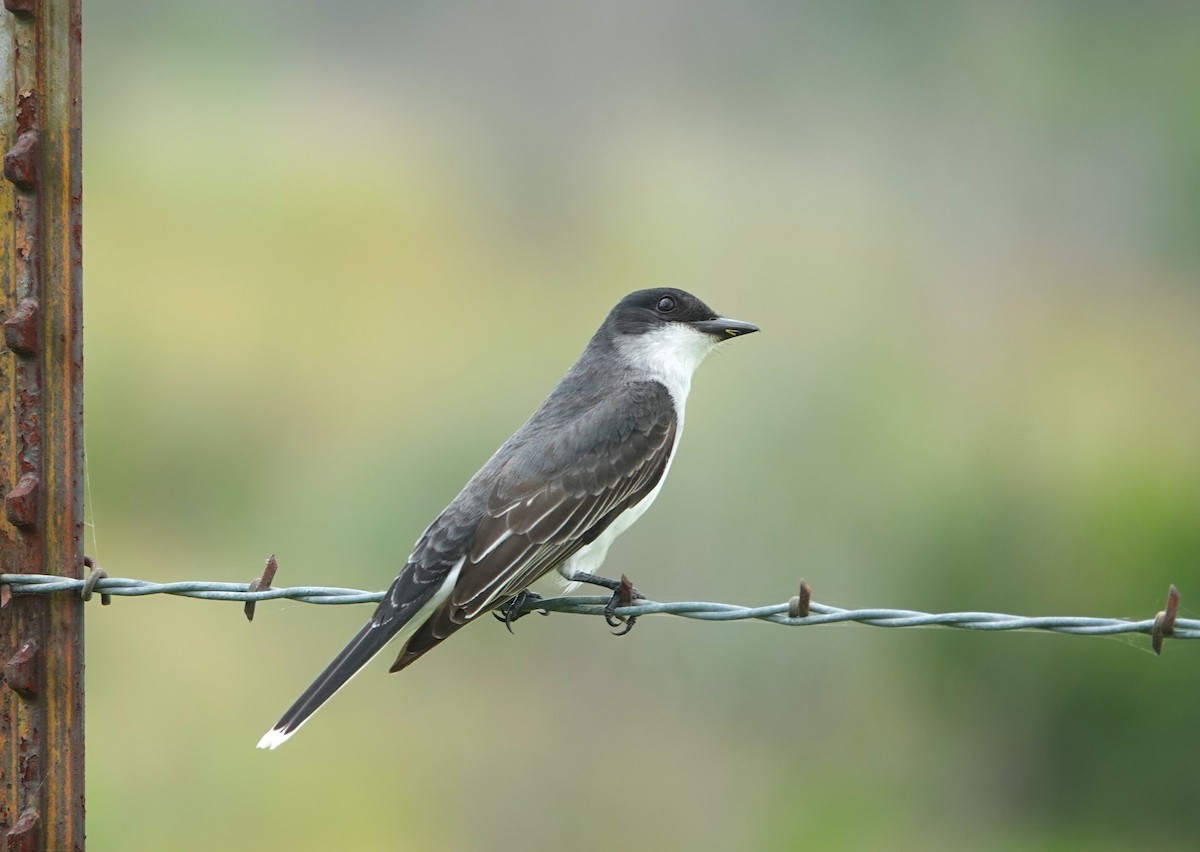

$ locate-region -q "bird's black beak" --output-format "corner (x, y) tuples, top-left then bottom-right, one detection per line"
(694, 316), (760, 340)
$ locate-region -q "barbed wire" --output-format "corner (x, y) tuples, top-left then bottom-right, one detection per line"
(1, 573), (385, 605)
(1, 566), (1192, 654)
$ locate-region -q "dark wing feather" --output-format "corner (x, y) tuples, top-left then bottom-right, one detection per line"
(389, 380), (677, 672)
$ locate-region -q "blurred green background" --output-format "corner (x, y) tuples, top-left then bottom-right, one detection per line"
(79, 2), (1199, 850)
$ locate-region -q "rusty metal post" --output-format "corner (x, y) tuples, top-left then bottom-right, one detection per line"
(1, 0), (85, 850)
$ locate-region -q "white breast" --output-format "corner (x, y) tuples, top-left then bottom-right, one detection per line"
(556, 322), (716, 586)
(556, 421), (682, 587)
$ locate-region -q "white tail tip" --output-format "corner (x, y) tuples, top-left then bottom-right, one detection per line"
(257, 728), (294, 750)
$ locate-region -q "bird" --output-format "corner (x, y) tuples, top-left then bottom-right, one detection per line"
(257, 287), (758, 749)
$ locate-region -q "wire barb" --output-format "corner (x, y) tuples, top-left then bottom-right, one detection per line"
(82, 556), (111, 605)
(1151, 584), (1180, 656)
(788, 579), (812, 618)
(244, 554), (279, 622)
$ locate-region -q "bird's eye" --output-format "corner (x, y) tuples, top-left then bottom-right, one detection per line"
(656, 296), (676, 313)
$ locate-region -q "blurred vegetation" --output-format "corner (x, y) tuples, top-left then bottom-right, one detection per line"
(77, 2), (1199, 850)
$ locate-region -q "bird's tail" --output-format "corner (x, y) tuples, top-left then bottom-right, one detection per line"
(256, 619), (396, 750)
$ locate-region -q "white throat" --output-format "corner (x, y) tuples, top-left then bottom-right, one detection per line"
(616, 323), (717, 414)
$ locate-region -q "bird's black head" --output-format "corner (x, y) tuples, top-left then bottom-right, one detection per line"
(607, 288), (759, 340)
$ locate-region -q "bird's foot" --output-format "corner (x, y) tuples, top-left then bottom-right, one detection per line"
(603, 574), (646, 636)
(493, 589), (550, 634)
(567, 571), (647, 635)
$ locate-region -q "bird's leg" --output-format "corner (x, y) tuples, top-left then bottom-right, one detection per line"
(492, 589), (550, 634)
(570, 572), (645, 635)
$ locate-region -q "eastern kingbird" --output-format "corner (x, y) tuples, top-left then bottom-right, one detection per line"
(258, 288), (757, 749)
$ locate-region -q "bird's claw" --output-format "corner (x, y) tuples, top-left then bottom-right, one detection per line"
(493, 590), (549, 634)
(604, 574), (645, 636)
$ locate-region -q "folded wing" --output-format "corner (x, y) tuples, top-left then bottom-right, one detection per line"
(389, 380), (677, 671)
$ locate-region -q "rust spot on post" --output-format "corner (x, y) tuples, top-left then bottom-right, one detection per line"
(14, 90), (37, 136)
(3, 640), (38, 698)
(3, 299), (38, 356)
(5, 474), (39, 529)
(2, 132), (37, 192)
(2, 0), (36, 18)
(2, 809), (40, 852)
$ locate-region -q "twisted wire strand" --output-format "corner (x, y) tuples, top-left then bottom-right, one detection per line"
(2, 573), (1196, 642)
